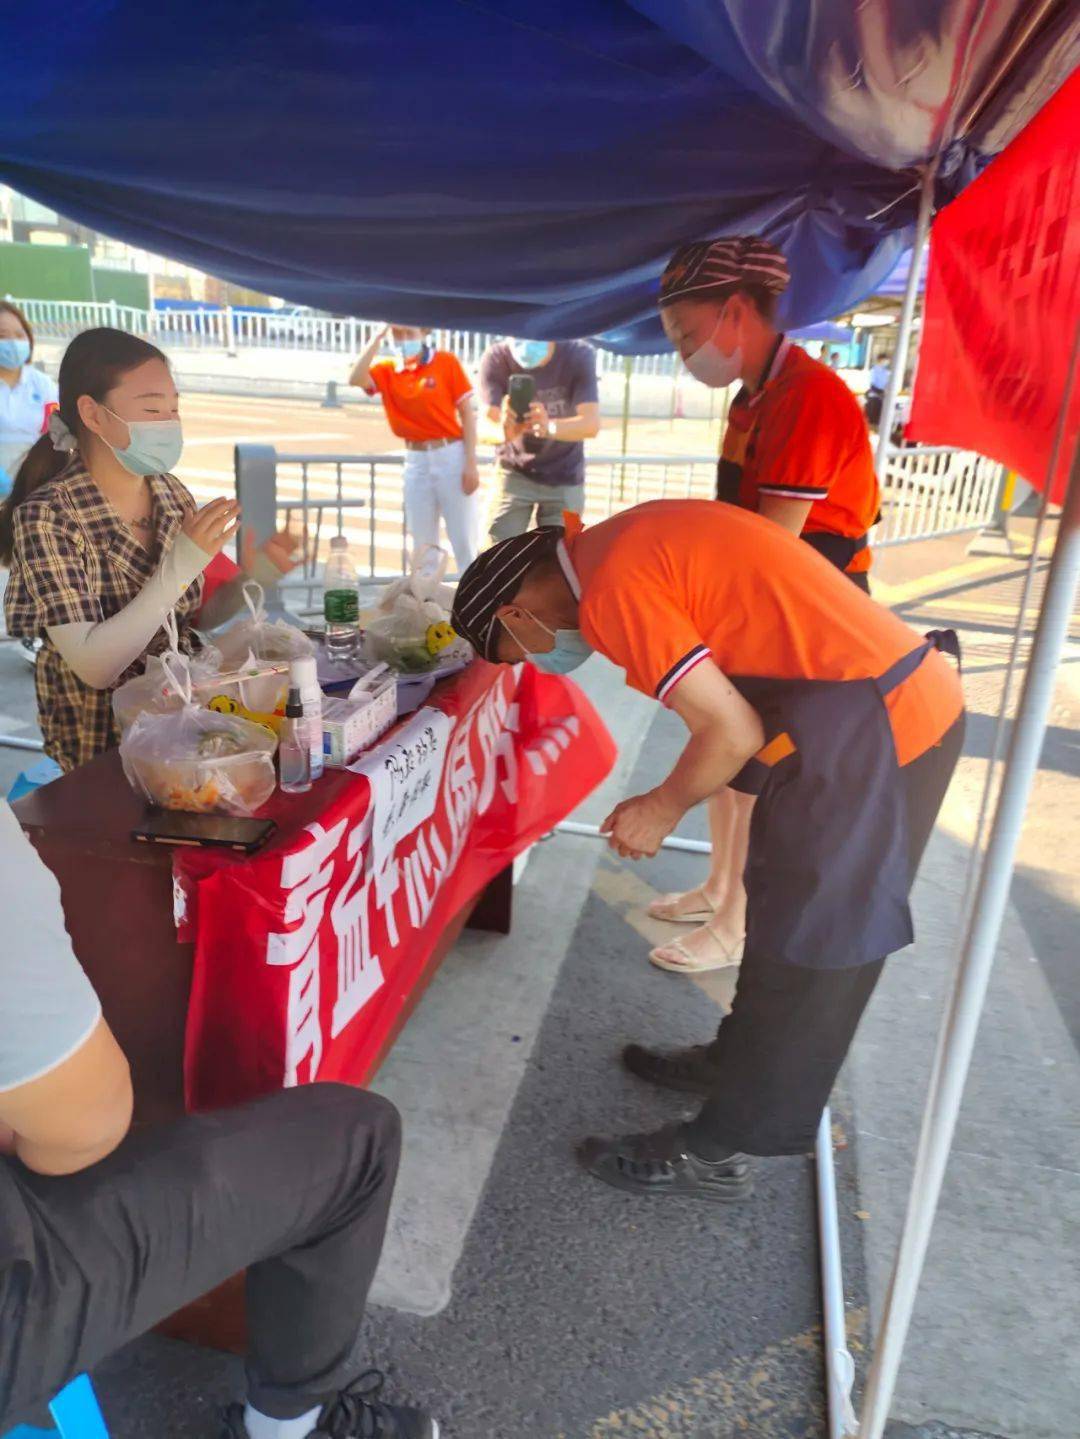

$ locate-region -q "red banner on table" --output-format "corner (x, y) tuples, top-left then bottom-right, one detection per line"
(177, 662), (616, 1111)
(907, 69), (1080, 501)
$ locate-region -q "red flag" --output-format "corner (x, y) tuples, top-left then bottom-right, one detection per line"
(908, 70), (1080, 501)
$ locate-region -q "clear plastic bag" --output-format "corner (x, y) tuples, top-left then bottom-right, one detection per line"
(120, 699), (278, 816)
(202, 650), (289, 723)
(365, 546), (468, 671)
(215, 582), (316, 668)
(377, 544), (456, 614)
(112, 614), (223, 734)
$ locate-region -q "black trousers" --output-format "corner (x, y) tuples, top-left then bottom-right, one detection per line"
(0, 1084), (401, 1427)
(684, 713), (966, 1158)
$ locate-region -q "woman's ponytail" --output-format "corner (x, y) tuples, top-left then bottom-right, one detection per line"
(0, 435), (70, 564)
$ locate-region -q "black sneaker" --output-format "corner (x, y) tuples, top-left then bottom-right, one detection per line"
(621, 1042), (722, 1095)
(220, 1370), (438, 1439)
(578, 1123), (753, 1202)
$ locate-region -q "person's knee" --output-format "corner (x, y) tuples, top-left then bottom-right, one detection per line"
(260, 1083), (401, 1166)
(316, 1083), (400, 1138)
(344, 1088), (402, 1201)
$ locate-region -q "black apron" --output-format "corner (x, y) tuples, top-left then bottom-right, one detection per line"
(731, 630), (960, 970)
(801, 529), (870, 572)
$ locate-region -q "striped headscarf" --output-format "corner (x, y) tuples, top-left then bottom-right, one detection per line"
(659, 236), (790, 307)
(451, 526), (563, 661)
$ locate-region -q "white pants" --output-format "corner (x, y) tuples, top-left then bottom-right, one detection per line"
(403, 440), (479, 573)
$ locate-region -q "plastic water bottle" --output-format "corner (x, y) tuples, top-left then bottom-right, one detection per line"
(279, 687), (313, 794)
(323, 535), (360, 660)
(289, 654), (324, 782)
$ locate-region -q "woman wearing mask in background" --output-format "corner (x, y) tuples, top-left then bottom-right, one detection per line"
(0, 302), (58, 500)
(0, 327), (296, 772)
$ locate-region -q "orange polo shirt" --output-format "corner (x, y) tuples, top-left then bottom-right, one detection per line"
(718, 343), (879, 575)
(367, 350), (473, 443)
(564, 501), (962, 767)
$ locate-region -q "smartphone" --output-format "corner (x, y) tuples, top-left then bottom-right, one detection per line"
(132, 811), (277, 853)
(508, 372), (536, 421)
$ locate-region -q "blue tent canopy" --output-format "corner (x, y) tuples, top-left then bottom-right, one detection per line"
(790, 323), (854, 346)
(2, 2), (1076, 352)
(871, 249), (928, 302)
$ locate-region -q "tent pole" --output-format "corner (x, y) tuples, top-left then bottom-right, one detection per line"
(554, 819), (710, 855)
(858, 431), (1080, 1439)
(816, 1108), (857, 1439)
(875, 161), (937, 479)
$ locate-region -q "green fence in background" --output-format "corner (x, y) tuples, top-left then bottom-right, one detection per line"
(0, 241), (91, 300)
(90, 266), (149, 308)
(0, 243), (149, 309)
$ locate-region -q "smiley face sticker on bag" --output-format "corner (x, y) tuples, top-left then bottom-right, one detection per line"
(425, 621), (456, 656)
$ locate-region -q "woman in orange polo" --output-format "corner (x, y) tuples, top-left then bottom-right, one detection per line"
(450, 501), (964, 1201)
(349, 324), (479, 571)
(645, 236), (883, 975)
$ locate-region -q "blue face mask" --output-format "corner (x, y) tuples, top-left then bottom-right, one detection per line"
(509, 339), (550, 369)
(399, 338), (424, 360)
(501, 612), (592, 675)
(102, 405), (184, 477)
(0, 338), (30, 370)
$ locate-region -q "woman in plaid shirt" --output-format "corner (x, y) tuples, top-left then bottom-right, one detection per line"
(0, 329), (294, 772)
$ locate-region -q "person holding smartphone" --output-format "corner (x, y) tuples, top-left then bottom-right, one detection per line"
(479, 338), (600, 541)
(0, 328), (296, 773)
(348, 324), (480, 572)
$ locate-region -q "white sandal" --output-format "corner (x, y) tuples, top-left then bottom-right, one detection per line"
(649, 928), (745, 974)
(646, 886), (719, 925)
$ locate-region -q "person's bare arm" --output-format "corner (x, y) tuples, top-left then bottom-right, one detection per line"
(458, 397), (480, 494)
(601, 660), (765, 859)
(0, 1017), (132, 1176)
(347, 325), (391, 390)
(757, 493), (813, 534)
(527, 400), (601, 442)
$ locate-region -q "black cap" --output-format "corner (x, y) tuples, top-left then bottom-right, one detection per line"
(451, 527), (562, 661)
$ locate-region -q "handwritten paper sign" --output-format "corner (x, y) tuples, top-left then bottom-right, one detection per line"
(348, 706), (452, 872)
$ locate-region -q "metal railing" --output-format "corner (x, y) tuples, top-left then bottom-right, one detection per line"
(233, 445), (719, 594)
(875, 446), (1002, 547)
(8, 296), (677, 378)
(234, 441), (1000, 602)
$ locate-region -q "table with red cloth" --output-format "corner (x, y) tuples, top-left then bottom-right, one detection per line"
(175, 658), (614, 1110)
(15, 658), (613, 1122)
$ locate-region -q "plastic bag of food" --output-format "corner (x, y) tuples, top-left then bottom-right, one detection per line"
(215, 581), (316, 668)
(377, 544), (456, 614)
(120, 657), (277, 816)
(365, 548), (470, 672)
(112, 613), (223, 734)
(363, 599), (469, 673)
(201, 649), (288, 724)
